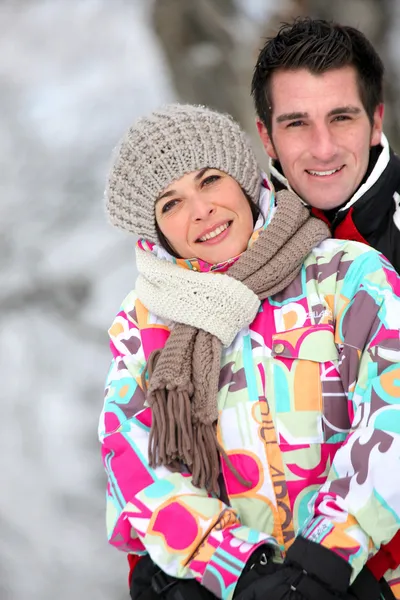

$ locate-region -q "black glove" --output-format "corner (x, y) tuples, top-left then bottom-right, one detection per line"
(130, 554), (217, 600)
(130, 554), (159, 600)
(233, 544), (284, 598)
(235, 536), (352, 600)
(349, 565), (396, 600)
(151, 569), (217, 600)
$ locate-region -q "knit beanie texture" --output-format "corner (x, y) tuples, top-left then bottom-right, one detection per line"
(105, 103), (261, 244)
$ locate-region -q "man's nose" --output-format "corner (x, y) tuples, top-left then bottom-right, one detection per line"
(310, 125), (338, 162)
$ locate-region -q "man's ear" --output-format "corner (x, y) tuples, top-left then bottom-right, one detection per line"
(256, 119), (277, 159)
(371, 103), (384, 147)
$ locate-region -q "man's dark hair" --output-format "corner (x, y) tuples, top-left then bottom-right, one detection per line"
(251, 17), (384, 132)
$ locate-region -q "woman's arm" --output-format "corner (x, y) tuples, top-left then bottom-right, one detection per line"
(99, 295), (277, 599)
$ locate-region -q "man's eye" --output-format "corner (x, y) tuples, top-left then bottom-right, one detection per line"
(161, 199), (178, 213)
(333, 115), (351, 122)
(287, 120), (304, 128)
(202, 174), (220, 186)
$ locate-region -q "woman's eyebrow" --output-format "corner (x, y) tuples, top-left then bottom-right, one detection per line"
(156, 189), (176, 203)
(156, 167), (211, 203)
(194, 167), (210, 181)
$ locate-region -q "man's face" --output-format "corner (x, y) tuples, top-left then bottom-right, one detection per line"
(257, 66), (383, 210)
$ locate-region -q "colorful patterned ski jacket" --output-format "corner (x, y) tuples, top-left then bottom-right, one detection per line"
(99, 227), (400, 600)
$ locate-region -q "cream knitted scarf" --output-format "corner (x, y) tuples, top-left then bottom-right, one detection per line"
(136, 191), (330, 495)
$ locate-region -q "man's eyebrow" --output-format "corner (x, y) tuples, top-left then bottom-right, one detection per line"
(327, 106), (362, 117)
(276, 112), (308, 123)
(275, 106), (362, 124)
(156, 167), (210, 203)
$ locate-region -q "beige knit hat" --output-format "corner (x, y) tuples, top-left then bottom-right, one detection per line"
(105, 103), (261, 244)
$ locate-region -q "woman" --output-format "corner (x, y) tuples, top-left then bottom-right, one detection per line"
(100, 104), (400, 600)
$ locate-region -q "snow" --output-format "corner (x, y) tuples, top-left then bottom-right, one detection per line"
(0, 1), (173, 598)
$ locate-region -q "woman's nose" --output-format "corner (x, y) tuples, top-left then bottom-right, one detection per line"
(190, 195), (216, 221)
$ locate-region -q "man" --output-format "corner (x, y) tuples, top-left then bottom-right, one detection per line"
(251, 16), (400, 599)
(252, 17), (400, 272)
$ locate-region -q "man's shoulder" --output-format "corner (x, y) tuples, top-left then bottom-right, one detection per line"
(309, 238), (380, 260)
(369, 141), (400, 190)
(304, 240), (397, 302)
(388, 145), (400, 169)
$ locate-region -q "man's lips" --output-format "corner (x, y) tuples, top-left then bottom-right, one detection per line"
(305, 165), (345, 177)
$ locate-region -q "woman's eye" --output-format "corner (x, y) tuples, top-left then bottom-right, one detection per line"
(161, 199), (178, 213)
(202, 174), (220, 186)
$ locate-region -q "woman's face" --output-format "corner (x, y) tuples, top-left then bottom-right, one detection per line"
(155, 168), (254, 264)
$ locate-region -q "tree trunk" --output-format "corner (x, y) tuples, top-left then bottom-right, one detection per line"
(151, 0), (263, 150)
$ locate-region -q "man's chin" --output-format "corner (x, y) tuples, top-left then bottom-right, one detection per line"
(300, 192), (351, 211)
(310, 202), (346, 211)
(289, 183), (347, 211)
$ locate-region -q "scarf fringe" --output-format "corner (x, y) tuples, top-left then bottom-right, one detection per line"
(148, 387), (194, 468)
(147, 380), (253, 496)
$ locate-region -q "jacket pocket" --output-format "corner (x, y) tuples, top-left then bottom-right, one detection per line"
(270, 324), (349, 444)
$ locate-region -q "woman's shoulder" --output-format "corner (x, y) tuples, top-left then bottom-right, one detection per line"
(108, 288), (172, 358)
(112, 288), (164, 327)
(109, 289), (140, 331)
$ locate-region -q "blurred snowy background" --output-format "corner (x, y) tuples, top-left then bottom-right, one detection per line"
(1, 1), (399, 598)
